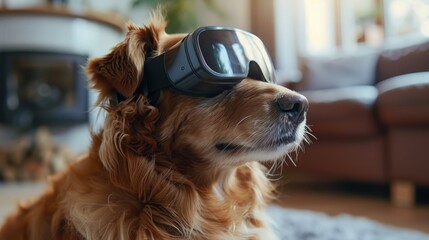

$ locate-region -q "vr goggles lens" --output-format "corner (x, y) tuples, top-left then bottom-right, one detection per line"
(197, 28), (275, 82)
(142, 27), (276, 98)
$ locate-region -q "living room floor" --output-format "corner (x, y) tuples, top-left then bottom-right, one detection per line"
(276, 177), (429, 233)
(1, 179), (428, 234)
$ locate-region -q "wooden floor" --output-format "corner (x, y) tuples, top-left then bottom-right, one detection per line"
(275, 178), (429, 233)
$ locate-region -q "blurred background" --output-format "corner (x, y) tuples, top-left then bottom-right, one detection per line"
(0, 0), (428, 234)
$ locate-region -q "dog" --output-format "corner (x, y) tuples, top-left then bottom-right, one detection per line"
(0, 14), (308, 240)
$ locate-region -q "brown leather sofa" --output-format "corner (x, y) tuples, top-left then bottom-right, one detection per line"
(286, 40), (429, 206)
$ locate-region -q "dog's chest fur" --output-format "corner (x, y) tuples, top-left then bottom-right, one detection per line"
(52, 150), (277, 240)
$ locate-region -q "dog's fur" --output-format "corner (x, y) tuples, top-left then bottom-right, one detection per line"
(0, 14), (308, 240)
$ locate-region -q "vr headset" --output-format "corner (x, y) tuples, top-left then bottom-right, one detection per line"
(138, 26), (276, 100)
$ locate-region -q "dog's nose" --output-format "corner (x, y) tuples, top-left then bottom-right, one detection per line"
(275, 94), (309, 123)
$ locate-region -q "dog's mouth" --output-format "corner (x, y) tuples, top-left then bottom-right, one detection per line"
(215, 134), (296, 153)
(215, 143), (248, 152)
(213, 118), (308, 163)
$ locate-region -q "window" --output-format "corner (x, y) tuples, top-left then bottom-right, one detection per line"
(300, 0), (336, 54)
(270, 0), (428, 82)
(283, 0), (429, 55)
(384, 0), (429, 40)
(351, 0), (384, 47)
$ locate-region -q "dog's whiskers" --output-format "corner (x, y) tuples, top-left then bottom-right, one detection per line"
(234, 115), (252, 130)
(303, 125), (316, 144)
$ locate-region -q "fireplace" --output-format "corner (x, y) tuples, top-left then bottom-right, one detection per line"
(0, 6), (125, 155)
(0, 51), (88, 129)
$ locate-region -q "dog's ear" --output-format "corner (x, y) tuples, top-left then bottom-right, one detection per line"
(86, 17), (166, 103)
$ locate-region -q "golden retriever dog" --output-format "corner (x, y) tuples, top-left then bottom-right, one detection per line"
(0, 14), (308, 240)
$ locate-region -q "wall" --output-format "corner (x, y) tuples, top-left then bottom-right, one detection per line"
(195, 0), (251, 31)
(194, 0), (277, 67)
(249, 0), (275, 62)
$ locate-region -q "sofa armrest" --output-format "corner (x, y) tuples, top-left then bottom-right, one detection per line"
(376, 40), (429, 82)
(301, 86), (380, 138)
(376, 72), (429, 126)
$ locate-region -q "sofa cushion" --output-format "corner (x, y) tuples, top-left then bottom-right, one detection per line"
(300, 86), (379, 139)
(296, 52), (378, 91)
(376, 72), (429, 126)
(376, 40), (429, 83)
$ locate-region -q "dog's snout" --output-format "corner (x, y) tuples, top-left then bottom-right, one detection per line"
(275, 94), (308, 122)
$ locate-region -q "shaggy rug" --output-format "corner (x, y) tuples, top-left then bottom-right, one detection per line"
(266, 206), (429, 240)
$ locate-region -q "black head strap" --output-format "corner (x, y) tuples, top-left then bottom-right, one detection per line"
(109, 54), (171, 106)
(134, 54), (171, 105)
(110, 92), (127, 106)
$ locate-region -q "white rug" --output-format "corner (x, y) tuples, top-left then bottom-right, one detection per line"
(266, 206), (429, 240)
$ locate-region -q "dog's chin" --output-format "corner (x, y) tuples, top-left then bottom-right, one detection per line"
(214, 121), (306, 163)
